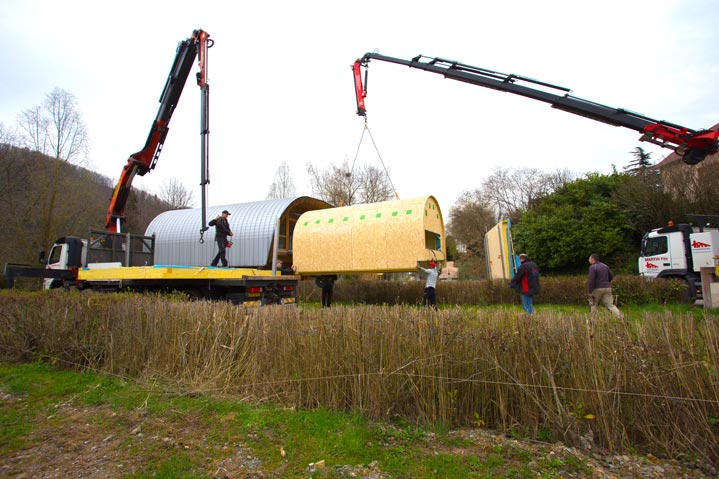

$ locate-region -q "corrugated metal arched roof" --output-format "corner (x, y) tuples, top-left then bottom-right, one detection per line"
(145, 197), (331, 267)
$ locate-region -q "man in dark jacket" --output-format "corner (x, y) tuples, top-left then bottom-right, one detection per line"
(315, 275), (338, 308)
(509, 253), (540, 314)
(587, 253), (623, 320)
(210, 210), (233, 267)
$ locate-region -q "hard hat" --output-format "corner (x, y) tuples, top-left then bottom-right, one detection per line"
(428, 261), (436, 268)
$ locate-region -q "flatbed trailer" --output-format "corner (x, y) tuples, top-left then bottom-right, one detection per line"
(4, 230), (299, 306)
(76, 265), (299, 306)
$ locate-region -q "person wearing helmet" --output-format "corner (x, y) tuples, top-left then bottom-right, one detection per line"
(417, 260), (440, 310)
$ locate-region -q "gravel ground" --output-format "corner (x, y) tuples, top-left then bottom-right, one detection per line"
(1, 392), (715, 478)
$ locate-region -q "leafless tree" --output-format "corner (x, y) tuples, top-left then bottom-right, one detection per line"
(14, 88), (90, 251)
(307, 159), (360, 206)
(446, 190), (497, 256)
(0, 125), (34, 264)
(17, 88), (88, 164)
(0, 123), (27, 199)
(16, 105), (48, 155)
(480, 167), (573, 220)
(306, 159), (394, 206)
(160, 177), (195, 209)
(0, 121), (17, 144)
(267, 161), (297, 199)
(544, 168), (575, 191)
(358, 164), (395, 203)
(661, 158), (719, 219)
(123, 187), (173, 234)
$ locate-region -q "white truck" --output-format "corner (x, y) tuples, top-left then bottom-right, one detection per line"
(638, 218), (719, 302)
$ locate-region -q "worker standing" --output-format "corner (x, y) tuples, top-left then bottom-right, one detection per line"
(417, 261), (439, 310)
(587, 254), (623, 320)
(509, 253), (540, 314)
(315, 275), (338, 308)
(210, 210), (233, 267)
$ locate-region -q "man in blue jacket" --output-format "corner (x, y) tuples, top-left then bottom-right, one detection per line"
(509, 253), (540, 314)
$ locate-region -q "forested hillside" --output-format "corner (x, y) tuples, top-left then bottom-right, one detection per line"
(0, 143), (172, 274)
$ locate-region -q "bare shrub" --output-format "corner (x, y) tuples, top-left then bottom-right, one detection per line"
(298, 276), (685, 306)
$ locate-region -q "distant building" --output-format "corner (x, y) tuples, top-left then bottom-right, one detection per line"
(439, 261), (459, 280)
(654, 122), (719, 200)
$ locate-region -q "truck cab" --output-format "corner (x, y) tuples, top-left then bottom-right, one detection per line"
(638, 225), (693, 278)
(43, 237), (86, 289)
(40, 231), (153, 289)
(639, 223), (719, 301)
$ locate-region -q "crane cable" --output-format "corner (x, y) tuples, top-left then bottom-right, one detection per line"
(350, 117), (400, 201)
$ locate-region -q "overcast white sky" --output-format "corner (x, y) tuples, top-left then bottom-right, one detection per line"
(1, 0), (717, 216)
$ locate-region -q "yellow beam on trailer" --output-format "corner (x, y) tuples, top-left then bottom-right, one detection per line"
(78, 265), (284, 281)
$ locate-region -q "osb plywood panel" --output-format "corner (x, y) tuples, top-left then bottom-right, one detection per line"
(293, 196), (445, 275)
(484, 220), (514, 280)
(296, 209), (353, 272)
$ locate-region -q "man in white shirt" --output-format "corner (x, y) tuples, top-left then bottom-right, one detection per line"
(417, 261), (439, 310)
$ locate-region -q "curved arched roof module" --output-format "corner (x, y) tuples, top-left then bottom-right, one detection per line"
(293, 196), (445, 275)
(145, 197), (332, 267)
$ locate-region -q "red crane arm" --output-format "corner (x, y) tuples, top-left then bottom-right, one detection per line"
(353, 53), (718, 166)
(106, 29), (211, 232)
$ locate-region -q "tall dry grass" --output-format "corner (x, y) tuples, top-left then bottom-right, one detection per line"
(0, 289), (717, 464)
